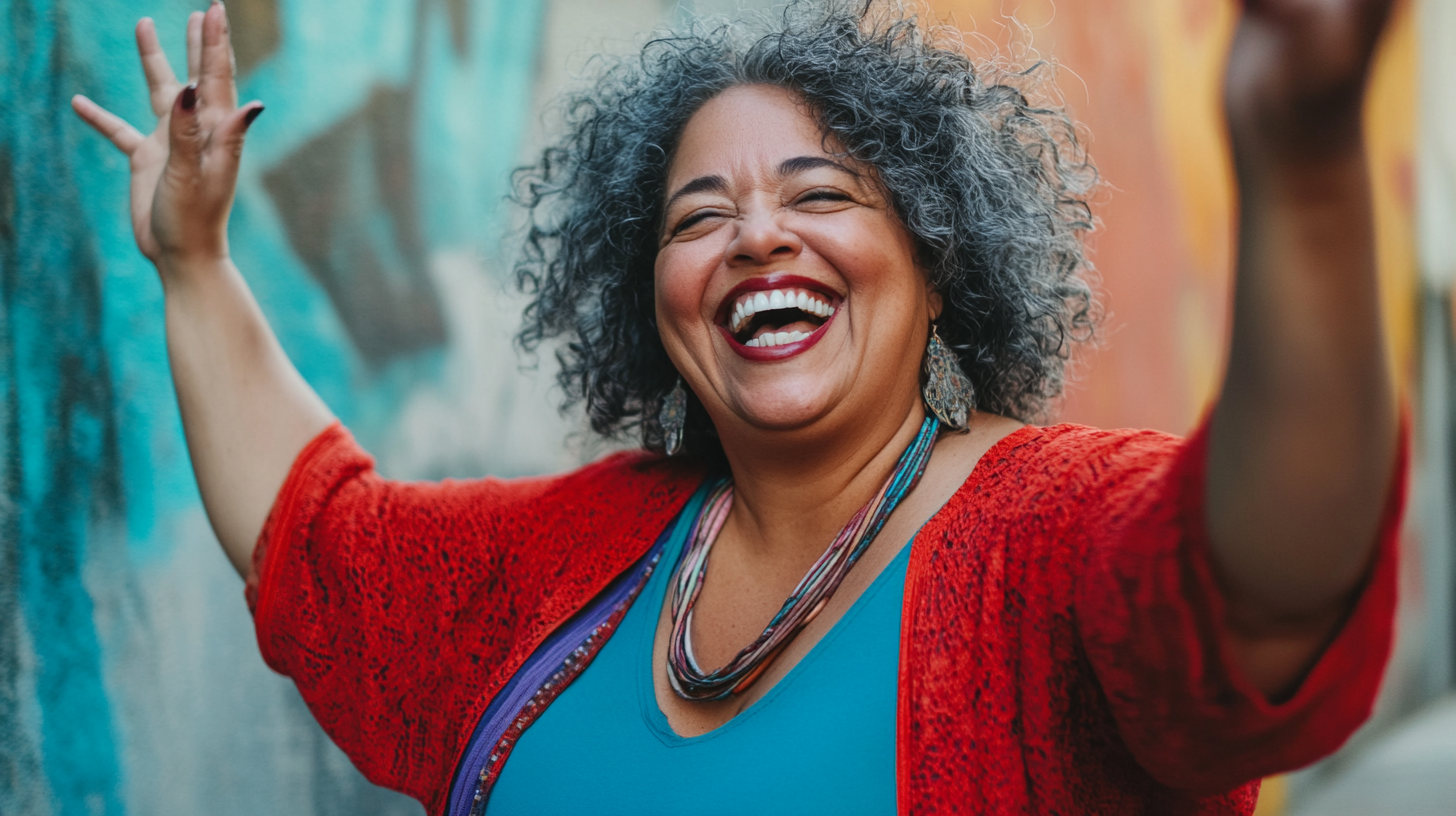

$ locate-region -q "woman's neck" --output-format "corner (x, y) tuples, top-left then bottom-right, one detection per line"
(714, 401), (931, 570)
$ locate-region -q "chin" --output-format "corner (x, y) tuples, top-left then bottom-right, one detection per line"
(724, 381), (842, 433)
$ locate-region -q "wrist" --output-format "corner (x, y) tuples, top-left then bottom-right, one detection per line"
(1224, 64), (1370, 177)
(1232, 137), (1370, 208)
(156, 250), (235, 293)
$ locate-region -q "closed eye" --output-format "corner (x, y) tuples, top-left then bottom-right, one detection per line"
(672, 210), (724, 235)
(799, 190), (850, 202)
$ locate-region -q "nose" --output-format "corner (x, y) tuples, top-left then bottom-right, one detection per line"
(725, 207), (802, 268)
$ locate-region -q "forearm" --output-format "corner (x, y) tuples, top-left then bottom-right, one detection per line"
(163, 257), (334, 575)
(1208, 141), (1398, 694)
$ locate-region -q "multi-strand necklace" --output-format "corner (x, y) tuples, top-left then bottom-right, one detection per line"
(666, 416), (941, 701)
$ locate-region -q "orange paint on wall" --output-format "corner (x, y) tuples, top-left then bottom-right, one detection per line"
(926, 0), (1418, 432)
(1365, 0), (1418, 387)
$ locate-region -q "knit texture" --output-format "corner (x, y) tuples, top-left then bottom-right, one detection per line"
(248, 420), (1403, 816)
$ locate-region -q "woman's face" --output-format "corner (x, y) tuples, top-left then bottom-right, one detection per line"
(655, 84), (938, 446)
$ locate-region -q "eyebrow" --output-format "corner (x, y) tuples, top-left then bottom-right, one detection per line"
(777, 155), (860, 178)
(664, 174), (728, 212)
(662, 156), (861, 211)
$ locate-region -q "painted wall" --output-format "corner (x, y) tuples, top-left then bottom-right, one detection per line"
(929, 0), (1417, 435)
(0, 0), (583, 812)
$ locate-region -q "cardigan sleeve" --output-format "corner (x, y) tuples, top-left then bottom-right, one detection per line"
(243, 422), (701, 813)
(1072, 418), (1406, 793)
(244, 422), (566, 804)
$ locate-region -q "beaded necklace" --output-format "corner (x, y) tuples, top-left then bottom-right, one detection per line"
(667, 416), (941, 701)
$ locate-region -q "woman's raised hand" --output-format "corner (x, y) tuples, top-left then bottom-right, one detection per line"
(1224, 0), (1397, 165)
(71, 2), (261, 273)
(67, 2), (331, 574)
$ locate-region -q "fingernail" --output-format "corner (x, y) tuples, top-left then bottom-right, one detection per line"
(243, 105), (264, 127)
(180, 84), (197, 111)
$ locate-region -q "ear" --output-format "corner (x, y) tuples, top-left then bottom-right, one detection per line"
(927, 286), (944, 322)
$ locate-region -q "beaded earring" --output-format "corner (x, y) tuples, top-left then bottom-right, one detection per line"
(659, 378), (688, 456)
(922, 325), (975, 431)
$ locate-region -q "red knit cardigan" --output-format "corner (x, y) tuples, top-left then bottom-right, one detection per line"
(247, 419), (1403, 815)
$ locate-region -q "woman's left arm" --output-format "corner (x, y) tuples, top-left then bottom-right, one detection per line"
(1211, 0), (1401, 699)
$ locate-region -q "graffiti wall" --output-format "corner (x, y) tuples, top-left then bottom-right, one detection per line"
(0, 0), (600, 812)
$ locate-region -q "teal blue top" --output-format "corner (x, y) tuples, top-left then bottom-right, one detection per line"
(486, 491), (909, 816)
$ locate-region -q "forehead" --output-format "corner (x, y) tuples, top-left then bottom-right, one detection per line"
(667, 84), (842, 188)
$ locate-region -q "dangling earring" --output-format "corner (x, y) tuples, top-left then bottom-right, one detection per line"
(922, 325), (975, 431)
(659, 378), (688, 456)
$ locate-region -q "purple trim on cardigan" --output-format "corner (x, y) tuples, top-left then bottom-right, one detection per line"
(445, 526), (675, 816)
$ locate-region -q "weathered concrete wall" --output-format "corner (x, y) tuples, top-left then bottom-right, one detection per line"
(0, 0), (582, 813)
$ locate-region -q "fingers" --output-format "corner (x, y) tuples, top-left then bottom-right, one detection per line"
(1354, 0), (1398, 45)
(168, 79), (264, 168)
(186, 11), (203, 83)
(1238, 0), (1397, 72)
(71, 95), (145, 154)
(213, 102), (266, 165)
(135, 18), (180, 118)
(167, 84), (206, 169)
(198, 2), (238, 113)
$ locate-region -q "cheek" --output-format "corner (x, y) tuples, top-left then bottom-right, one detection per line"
(803, 216), (920, 299)
(654, 248), (717, 340)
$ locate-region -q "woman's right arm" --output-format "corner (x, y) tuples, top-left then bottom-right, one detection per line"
(73, 3), (333, 575)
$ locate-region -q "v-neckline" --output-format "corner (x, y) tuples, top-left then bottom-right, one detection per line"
(635, 517), (915, 745)
(641, 417), (1034, 741)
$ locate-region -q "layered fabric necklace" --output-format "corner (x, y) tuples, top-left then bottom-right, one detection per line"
(667, 416), (941, 701)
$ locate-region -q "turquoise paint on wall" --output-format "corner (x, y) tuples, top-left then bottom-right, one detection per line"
(0, 0), (544, 812)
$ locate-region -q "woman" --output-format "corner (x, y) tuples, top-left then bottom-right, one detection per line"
(71, 0), (1403, 814)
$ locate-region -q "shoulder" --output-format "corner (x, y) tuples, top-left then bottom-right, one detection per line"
(509, 448), (707, 506)
(980, 423), (1185, 488)
(463, 449), (709, 562)
(1006, 422), (1182, 459)
(404, 447), (706, 515)
(926, 423), (1190, 535)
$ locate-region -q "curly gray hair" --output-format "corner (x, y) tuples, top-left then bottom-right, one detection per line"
(513, 0), (1097, 457)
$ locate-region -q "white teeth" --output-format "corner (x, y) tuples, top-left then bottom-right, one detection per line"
(745, 329), (811, 348)
(729, 288), (838, 334)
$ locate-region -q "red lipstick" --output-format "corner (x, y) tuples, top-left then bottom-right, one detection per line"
(716, 272), (841, 362)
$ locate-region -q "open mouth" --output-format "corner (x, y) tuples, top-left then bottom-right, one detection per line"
(722, 286), (837, 348)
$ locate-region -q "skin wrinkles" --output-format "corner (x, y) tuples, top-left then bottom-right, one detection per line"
(662, 155), (865, 225)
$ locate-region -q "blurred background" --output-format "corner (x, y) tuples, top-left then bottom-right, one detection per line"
(0, 0), (1451, 813)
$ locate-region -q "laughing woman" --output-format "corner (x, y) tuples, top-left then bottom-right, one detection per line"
(73, 0), (1403, 813)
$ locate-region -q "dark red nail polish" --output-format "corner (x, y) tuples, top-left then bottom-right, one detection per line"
(180, 84), (197, 111)
(243, 105), (264, 127)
